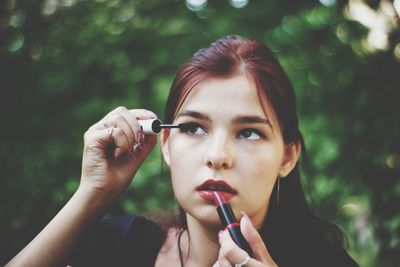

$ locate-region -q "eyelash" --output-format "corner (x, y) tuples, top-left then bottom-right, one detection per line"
(237, 128), (266, 140)
(179, 122), (266, 140)
(179, 122), (207, 135)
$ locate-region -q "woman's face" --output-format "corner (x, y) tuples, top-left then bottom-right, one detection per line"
(162, 74), (298, 229)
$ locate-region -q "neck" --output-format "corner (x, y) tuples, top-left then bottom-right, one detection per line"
(179, 214), (220, 267)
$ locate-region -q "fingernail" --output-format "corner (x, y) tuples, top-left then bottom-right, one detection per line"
(218, 230), (224, 239)
(146, 110), (158, 119)
(241, 211), (253, 227)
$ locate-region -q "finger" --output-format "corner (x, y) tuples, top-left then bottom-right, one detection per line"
(212, 262), (224, 267)
(215, 245), (232, 267)
(218, 229), (249, 265)
(130, 109), (158, 120)
(219, 228), (271, 267)
(215, 259), (231, 267)
(113, 108), (158, 141)
(107, 127), (129, 158)
(83, 127), (112, 155)
(97, 107), (157, 139)
(240, 211), (277, 266)
(83, 127), (127, 158)
(91, 107), (158, 132)
(124, 109), (154, 143)
(97, 110), (133, 157)
(128, 109), (158, 135)
(108, 113), (135, 149)
(215, 239), (232, 267)
(121, 109), (158, 158)
(91, 106), (126, 131)
(87, 107), (158, 158)
(86, 125), (131, 159)
(120, 110), (141, 143)
(90, 106), (141, 128)
(129, 134), (157, 162)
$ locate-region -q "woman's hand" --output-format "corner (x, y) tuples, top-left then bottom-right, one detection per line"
(80, 106), (157, 202)
(213, 211), (278, 267)
(5, 107), (157, 267)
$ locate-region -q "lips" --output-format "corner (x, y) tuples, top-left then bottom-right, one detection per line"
(197, 179), (236, 192)
(196, 179), (237, 202)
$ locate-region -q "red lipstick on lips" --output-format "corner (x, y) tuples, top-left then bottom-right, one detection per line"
(196, 179), (236, 202)
(213, 191), (253, 256)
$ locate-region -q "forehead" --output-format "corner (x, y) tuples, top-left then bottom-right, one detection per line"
(178, 74), (268, 116)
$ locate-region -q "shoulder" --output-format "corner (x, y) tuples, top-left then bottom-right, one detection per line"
(297, 231), (360, 267)
(262, 220), (359, 267)
(278, 242), (359, 267)
(69, 214), (167, 267)
(314, 246), (359, 267)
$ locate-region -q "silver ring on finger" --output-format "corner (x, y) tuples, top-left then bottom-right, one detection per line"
(234, 255), (250, 267)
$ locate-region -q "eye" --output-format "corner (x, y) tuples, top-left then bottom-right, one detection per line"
(179, 122), (207, 135)
(238, 129), (264, 140)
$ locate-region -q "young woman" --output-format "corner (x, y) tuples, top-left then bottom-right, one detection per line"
(7, 35), (359, 267)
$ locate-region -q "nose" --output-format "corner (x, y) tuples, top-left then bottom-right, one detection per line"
(204, 131), (234, 169)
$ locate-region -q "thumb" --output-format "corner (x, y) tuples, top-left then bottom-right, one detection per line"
(240, 211), (277, 266)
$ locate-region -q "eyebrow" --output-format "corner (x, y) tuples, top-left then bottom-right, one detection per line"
(232, 115), (272, 128)
(176, 110), (272, 128)
(176, 110), (211, 121)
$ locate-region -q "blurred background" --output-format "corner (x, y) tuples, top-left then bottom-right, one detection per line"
(1, 0), (399, 266)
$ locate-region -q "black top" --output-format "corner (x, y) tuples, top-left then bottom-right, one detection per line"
(68, 215), (165, 267)
(68, 215), (359, 267)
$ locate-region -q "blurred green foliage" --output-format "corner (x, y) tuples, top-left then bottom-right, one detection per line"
(1, 0), (399, 266)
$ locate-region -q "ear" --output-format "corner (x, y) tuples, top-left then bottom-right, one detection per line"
(160, 129), (171, 166)
(278, 141), (301, 178)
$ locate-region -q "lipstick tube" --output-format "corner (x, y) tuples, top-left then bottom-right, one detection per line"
(213, 191), (253, 256)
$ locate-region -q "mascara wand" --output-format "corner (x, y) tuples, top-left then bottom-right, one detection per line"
(138, 119), (185, 134)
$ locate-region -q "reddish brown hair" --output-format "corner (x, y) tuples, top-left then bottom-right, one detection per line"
(163, 35), (305, 231)
(162, 35), (349, 265)
(164, 35), (301, 144)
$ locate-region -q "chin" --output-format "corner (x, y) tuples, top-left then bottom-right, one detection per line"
(186, 206), (223, 229)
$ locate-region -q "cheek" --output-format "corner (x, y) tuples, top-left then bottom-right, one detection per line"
(239, 159), (276, 196)
(236, 143), (283, 196)
(235, 151), (280, 220)
(167, 136), (200, 196)
(239, 143), (283, 175)
(168, 134), (207, 168)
